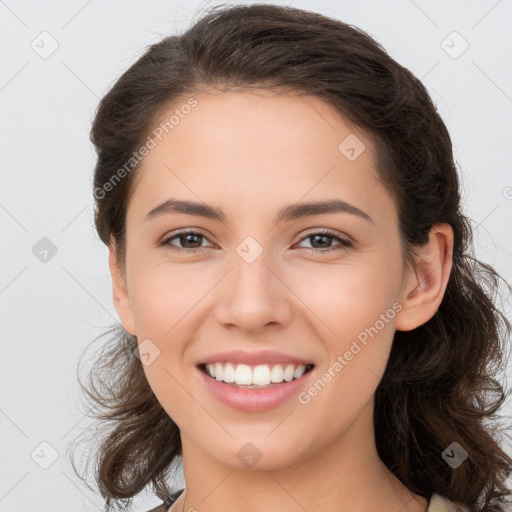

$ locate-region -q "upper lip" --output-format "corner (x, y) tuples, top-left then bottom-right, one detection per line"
(197, 350), (315, 367)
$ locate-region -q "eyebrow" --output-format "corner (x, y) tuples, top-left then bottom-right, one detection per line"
(144, 198), (373, 224)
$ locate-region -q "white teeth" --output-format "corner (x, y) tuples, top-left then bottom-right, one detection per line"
(223, 362), (236, 383)
(214, 362), (224, 381)
(234, 364), (253, 385)
(270, 364), (284, 383)
(204, 362), (309, 386)
(283, 364), (295, 382)
(253, 365), (271, 386)
(293, 365), (306, 379)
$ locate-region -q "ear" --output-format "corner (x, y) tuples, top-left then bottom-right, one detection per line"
(394, 223), (454, 331)
(108, 235), (137, 336)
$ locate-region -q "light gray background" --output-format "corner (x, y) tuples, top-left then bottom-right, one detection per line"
(1, 1), (511, 511)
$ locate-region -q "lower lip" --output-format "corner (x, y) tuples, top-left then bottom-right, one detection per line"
(197, 366), (314, 413)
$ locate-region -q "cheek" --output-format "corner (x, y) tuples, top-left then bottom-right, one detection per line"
(296, 298), (396, 448)
(128, 258), (211, 335)
(286, 255), (401, 340)
(142, 366), (199, 432)
(289, 257), (400, 397)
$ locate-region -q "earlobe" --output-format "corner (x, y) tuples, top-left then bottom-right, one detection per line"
(108, 236), (137, 336)
(394, 223), (454, 332)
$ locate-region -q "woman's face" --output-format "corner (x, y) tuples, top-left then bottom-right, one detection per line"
(112, 89), (418, 469)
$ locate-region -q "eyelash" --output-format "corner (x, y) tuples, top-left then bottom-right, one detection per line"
(160, 229), (353, 254)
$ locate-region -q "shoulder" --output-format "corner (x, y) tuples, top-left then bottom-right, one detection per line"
(428, 494), (469, 512)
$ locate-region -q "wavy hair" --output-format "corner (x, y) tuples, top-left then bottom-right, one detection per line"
(69, 3), (512, 511)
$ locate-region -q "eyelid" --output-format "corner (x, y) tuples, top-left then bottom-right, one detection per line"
(295, 227), (352, 243)
(293, 229), (353, 252)
(160, 227), (215, 247)
(160, 226), (353, 253)
(161, 227), (351, 242)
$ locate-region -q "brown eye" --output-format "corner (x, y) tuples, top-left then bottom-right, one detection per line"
(296, 230), (353, 253)
(159, 229), (353, 254)
(161, 230), (211, 252)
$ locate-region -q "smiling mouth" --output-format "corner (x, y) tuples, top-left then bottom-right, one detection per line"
(198, 362), (315, 389)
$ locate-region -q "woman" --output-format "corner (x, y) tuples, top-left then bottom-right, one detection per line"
(69, 4), (512, 512)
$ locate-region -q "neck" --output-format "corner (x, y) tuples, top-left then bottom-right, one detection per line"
(175, 400), (428, 512)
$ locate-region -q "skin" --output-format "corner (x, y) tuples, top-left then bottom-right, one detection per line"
(109, 89), (453, 512)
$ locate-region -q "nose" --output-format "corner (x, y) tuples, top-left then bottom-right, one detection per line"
(214, 249), (293, 334)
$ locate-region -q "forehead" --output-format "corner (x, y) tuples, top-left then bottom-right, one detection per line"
(127, 89), (396, 229)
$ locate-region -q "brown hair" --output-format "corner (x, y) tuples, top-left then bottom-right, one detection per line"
(69, 3), (512, 511)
